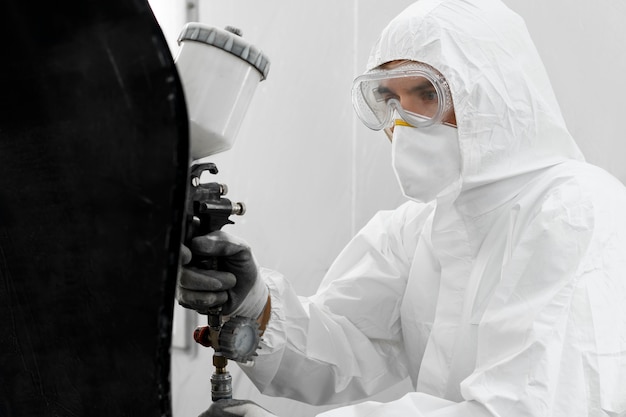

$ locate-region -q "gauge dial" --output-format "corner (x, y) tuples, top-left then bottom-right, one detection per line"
(219, 316), (261, 362)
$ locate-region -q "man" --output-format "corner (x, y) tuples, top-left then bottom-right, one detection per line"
(178, 0), (626, 415)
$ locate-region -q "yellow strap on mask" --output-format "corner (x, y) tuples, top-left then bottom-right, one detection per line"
(394, 119), (413, 127)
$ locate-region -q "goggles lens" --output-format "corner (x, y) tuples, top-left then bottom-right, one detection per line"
(352, 62), (452, 130)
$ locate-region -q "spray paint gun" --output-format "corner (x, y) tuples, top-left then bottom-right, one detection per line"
(175, 23), (270, 402)
(184, 162), (261, 401)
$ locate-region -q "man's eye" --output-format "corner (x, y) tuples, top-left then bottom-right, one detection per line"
(421, 90), (438, 102)
(374, 88), (397, 103)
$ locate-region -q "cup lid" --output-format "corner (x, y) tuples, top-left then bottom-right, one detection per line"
(178, 23), (270, 80)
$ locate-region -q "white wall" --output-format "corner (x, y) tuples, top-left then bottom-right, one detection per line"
(147, 1), (626, 416)
(146, 0), (187, 54)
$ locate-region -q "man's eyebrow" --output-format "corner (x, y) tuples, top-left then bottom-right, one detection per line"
(409, 80), (435, 93)
(376, 86), (394, 95)
(376, 79), (433, 97)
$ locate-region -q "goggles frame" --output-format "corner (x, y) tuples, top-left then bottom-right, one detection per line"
(352, 61), (453, 130)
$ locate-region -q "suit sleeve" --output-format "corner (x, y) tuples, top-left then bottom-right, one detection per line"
(239, 202), (434, 405)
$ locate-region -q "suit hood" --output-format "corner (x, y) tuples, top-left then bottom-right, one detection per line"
(367, 0), (584, 208)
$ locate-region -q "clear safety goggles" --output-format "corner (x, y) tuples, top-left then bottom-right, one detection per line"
(352, 61), (453, 130)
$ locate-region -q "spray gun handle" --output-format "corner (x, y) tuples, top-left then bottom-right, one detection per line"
(185, 162), (257, 403)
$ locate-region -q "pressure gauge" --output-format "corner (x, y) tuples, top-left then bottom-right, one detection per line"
(218, 316), (261, 363)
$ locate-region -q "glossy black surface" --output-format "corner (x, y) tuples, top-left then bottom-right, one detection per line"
(0, 1), (188, 415)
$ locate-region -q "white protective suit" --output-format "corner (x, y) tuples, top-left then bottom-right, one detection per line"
(241, 0), (626, 415)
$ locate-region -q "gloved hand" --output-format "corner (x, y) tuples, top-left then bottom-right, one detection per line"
(199, 399), (277, 417)
(177, 231), (268, 318)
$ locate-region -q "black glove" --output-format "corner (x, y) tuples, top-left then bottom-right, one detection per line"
(177, 231), (268, 317)
(199, 399), (277, 417)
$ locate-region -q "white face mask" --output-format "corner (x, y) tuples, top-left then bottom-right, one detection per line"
(391, 122), (462, 203)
